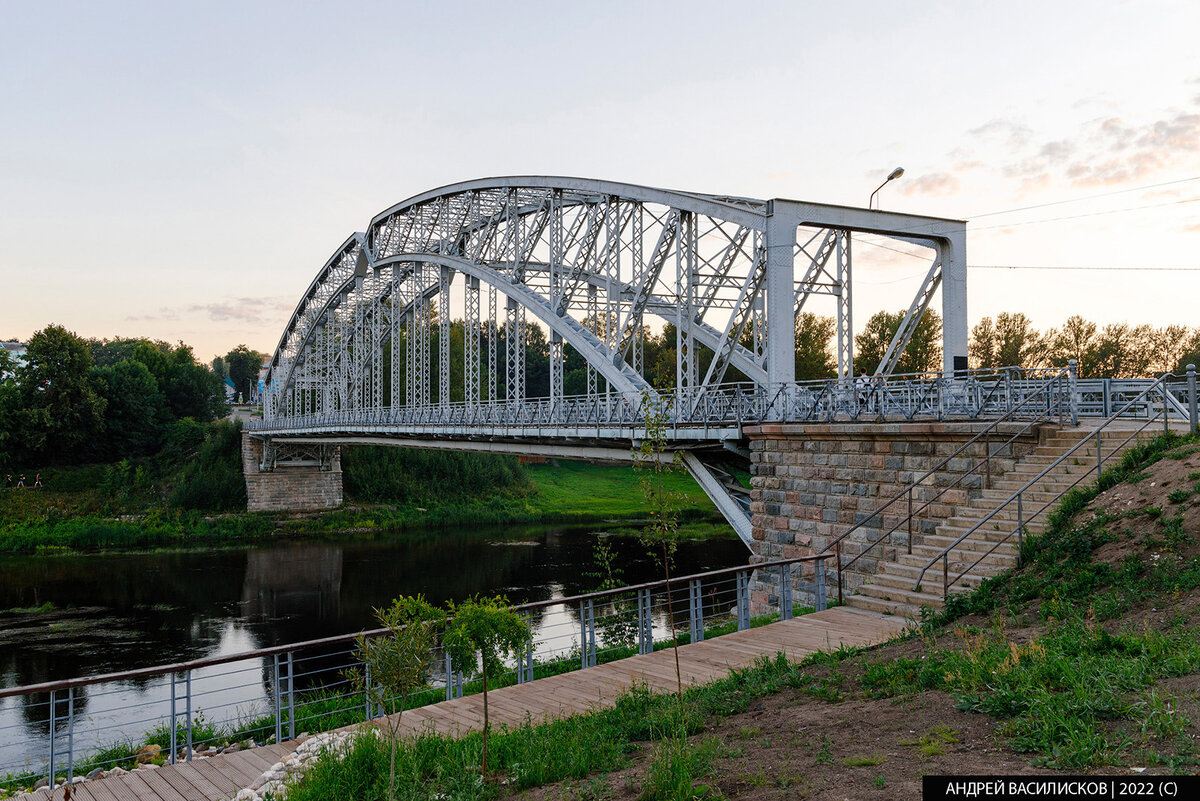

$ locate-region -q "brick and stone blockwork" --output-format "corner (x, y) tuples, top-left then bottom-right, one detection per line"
(742, 422), (1048, 610)
(241, 433), (343, 512)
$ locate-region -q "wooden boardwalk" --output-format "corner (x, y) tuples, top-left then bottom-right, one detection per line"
(20, 608), (905, 801)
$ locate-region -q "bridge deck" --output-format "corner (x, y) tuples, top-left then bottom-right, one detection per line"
(26, 608), (905, 801)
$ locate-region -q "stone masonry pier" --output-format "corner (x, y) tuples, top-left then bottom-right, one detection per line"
(743, 421), (1050, 609)
(241, 433), (343, 513)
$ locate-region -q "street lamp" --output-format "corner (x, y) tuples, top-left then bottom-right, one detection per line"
(869, 167), (905, 210)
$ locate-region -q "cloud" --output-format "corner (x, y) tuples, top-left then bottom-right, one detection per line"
(987, 108), (1200, 191)
(1184, 222), (1200, 234)
(127, 297), (294, 326)
(899, 172), (960, 196)
(967, 119), (1033, 150)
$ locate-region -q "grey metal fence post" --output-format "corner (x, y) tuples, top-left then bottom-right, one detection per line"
(815, 559), (827, 611)
(1189, 365), (1198, 435)
(637, 587), (653, 655)
(185, 670), (193, 761)
(736, 570), (750, 630)
(779, 563), (793, 620)
(364, 662), (373, 720)
(937, 372), (946, 420)
(1068, 359), (1079, 426)
(169, 673), (177, 764)
(579, 600), (596, 669)
(444, 652), (454, 701)
(688, 579), (704, 642)
(66, 687), (75, 783)
(287, 651), (296, 742)
(48, 689), (56, 787)
(1096, 429), (1102, 477)
(273, 654), (282, 746)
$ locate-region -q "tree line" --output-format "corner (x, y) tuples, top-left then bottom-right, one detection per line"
(970, 313), (1200, 378)
(0, 325), (265, 471)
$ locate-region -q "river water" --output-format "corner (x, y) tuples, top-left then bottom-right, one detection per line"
(0, 524), (747, 775)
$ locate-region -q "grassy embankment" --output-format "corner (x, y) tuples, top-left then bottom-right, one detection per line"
(273, 432), (1200, 800)
(0, 434), (730, 552)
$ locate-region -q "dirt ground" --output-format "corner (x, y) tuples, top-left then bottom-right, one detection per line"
(499, 445), (1200, 800)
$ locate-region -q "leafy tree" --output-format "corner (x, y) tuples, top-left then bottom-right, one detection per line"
(91, 359), (169, 458)
(345, 596), (444, 801)
(163, 346), (226, 421)
(0, 349), (18, 470)
(17, 325), (106, 463)
(972, 313), (1041, 369)
(223, 345), (267, 402)
(793, 313), (836, 380)
(442, 596), (532, 775)
(855, 309), (942, 375)
(635, 393), (685, 699)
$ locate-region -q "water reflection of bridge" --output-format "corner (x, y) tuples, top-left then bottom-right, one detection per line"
(241, 544), (343, 622)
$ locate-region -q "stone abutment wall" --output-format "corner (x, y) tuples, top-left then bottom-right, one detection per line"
(743, 422), (1049, 610)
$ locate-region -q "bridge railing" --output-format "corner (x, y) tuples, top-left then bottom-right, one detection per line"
(913, 369), (1199, 599)
(251, 366), (1111, 435)
(0, 554), (832, 792)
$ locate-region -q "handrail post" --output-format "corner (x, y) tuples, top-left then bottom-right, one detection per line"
(1163, 384), (1170, 435)
(835, 542), (844, 605)
(444, 652), (454, 701)
(942, 553), (949, 598)
(907, 487), (913, 555)
(984, 432), (991, 490)
(1017, 492), (1024, 568)
(1068, 359), (1079, 426)
(1188, 364), (1198, 435)
(815, 559), (827, 611)
(1096, 429), (1102, 478)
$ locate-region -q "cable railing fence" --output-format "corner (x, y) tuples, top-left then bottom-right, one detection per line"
(0, 554), (832, 793)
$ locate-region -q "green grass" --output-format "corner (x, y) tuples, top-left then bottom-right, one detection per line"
(0, 459), (727, 553)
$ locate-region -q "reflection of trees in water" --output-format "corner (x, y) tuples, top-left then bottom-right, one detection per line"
(18, 686), (89, 737)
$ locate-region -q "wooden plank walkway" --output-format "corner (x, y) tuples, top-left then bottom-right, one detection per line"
(18, 608), (905, 801)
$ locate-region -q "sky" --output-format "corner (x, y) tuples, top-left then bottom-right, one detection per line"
(2, 0), (1198, 363)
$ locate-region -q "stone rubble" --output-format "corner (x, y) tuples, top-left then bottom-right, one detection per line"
(226, 728), (380, 801)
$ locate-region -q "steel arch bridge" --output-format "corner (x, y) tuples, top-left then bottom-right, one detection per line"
(251, 176), (969, 542)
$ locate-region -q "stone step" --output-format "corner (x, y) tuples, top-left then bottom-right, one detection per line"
(842, 592), (930, 619)
(880, 559), (1009, 581)
(850, 582), (955, 612)
(866, 569), (995, 594)
(915, 532), (1020, 554)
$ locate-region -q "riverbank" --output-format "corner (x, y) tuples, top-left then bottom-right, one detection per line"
(0, 460), (731, 553)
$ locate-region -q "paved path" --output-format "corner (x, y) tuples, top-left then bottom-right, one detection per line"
(21, 607), (906, 801)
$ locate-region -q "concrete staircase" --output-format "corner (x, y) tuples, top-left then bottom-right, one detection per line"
(842, 425), (1153, 622)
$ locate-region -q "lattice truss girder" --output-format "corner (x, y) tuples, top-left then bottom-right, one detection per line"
(262, 180), (954, 419)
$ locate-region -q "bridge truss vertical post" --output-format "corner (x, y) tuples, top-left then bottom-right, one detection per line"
(438, 265), (451, 407)
(465, 275), (480, 404)
(586, 284), (599, 400)
(676, 210), (698, 410)
(506, 296), (525, 403)
(764, 203), (798, 389)
(630, 204), (645, 377)
(370, 267), (384, 411)
(390, 267), (402, 408)
(550, 331), (563, 405)
(487, 286), (498, 403)
(405, 306), (415, 408)
(835, 230), (853, 381)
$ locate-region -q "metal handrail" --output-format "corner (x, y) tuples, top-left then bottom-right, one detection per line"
(0, 552), (832, 701)
(911, 373), (1187, 597)
(818, 368), (1070, 603)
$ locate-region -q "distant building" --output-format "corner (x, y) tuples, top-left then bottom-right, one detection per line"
(223, 376), (237, 403)
(1, 341), (26, 377)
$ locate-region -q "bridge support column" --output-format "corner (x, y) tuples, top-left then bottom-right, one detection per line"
(242, 433), (343, 513)
(743, 421), (1044, 612)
